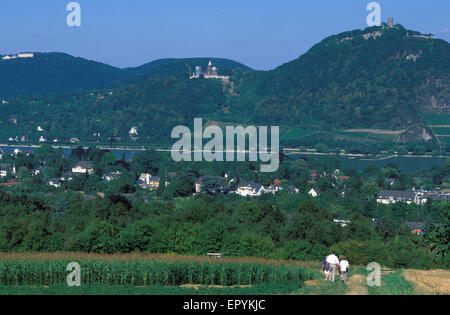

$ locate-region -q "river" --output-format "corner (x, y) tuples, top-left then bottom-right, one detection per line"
(1, 146), (447, 174)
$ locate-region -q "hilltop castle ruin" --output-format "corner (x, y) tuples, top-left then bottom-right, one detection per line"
(190, 61), (230, 81)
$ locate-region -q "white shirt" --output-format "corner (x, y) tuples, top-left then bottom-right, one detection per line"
(340, 260), (349, 272)
(326, 254), (339, 265)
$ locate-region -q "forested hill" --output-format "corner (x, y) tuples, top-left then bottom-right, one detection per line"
(231, 24), (450, 130)
(0, 53), (126, 98)
(125, 58), (252, 77)
(0, 53), (251, 98)
(0, 24), (449, 145)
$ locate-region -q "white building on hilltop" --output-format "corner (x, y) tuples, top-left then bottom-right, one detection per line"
(190, 61), (230, 81)
(2, 53), (34, 60)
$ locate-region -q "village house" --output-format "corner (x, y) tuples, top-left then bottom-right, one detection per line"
(405, 222), (425, 235)
(265, 179), (283, 194)
(309, 169), (321, 181)
(194, 176), (229, 194)
(423, 191), (450, 203)
(194, 178), (203, 194)
(47, 178), (62, 188)
(0, 163), (14, 178)
(61, 172), (74, 182)
(102, 171), (122, 182)
(332, 169), (341, 177)
(265, 180), (299, 194)
(72, 161), (94, 174)
(385, 178), (397, 187)
(30, 168), (41, 176)
(333, 219), (351, 227)
(376, 190), (424, 205)
(235, 182), (265, 197)
(286, 185), (300, 194)
(308, 188), (321, 198)
(138, 173), (160, 191)
(129, 126), (139, 136)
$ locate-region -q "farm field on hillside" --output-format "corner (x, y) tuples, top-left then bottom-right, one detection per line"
(432, 127), (450, 136)
(280, 128), (317, 142)
(421, 114), (450, 126)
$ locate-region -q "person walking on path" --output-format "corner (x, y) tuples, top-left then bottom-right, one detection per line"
(339, 256), (350, 283)
(326, 252), (340, 282)
(321, 257), (330, 281)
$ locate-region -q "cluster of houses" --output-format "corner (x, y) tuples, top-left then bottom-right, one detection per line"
(233, 180), (299, 197)
(2, 147), (450, 207)
(376, 189), (450, 205)
(135, 173), (301, 197)
(34, 161), (95, 188)
(0, 147), (445, 236)
(137, 173), (160, 191)
(0, 163), (16, 178)
(7, 135), (81, 144)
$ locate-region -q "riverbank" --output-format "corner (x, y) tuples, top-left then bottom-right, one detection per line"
(2, 143), (449, 161)
(284, 150), (449, 161)
(0, 143), (147, 152)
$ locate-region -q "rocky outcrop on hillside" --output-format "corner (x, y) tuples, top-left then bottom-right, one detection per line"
(398, 125), (434, 143)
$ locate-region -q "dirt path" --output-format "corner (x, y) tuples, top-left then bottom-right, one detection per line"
(345, 273), (368, 295)
(342, 129), (406, 135)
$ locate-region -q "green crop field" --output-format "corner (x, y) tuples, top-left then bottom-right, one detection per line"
(433, 127), (450, 135)
(0, 255), (313, 295)
(0, 254), (447, 295)
(438, 137), (450, 145)
(421, 114), (450, 125)
(335, 131), (397, 143)
(280, 128), (317, 142)
(366, 133), (397, 142)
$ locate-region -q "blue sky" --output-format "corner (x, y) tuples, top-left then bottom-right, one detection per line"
(0, 0), (448, 70)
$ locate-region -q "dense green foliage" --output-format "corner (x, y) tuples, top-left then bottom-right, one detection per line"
(0, 53), (125, 98)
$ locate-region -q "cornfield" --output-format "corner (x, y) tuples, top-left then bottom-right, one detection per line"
(0, 260), (312, 287)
